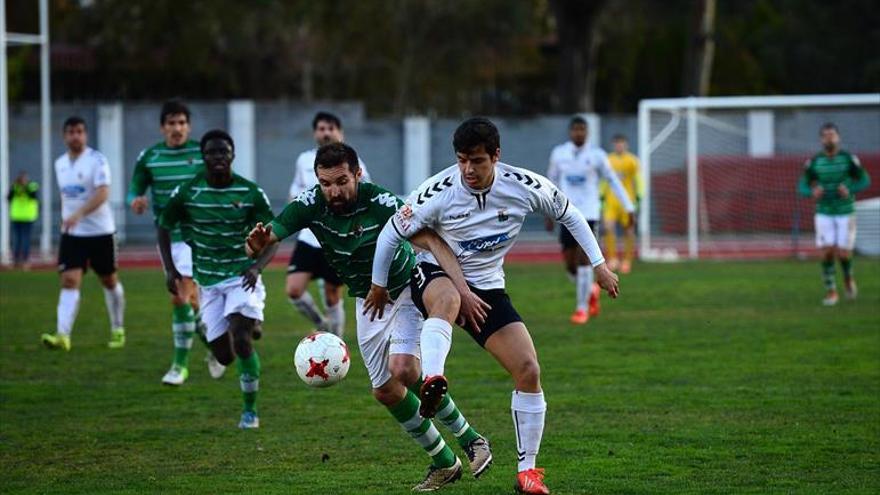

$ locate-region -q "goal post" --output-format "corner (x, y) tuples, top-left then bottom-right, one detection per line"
(637, 94), (880, 261)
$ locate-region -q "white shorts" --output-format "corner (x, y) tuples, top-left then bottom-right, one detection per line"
(815, 213), (856, 250)
(200, 276), (266, 343)
(355, 287), (423, 389)
(156, 241), (193, 278)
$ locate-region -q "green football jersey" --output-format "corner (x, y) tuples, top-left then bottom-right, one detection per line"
(128, 139), (204, 240)
(270, 182), (415, 299)
(798, 149), (871, 215)
(158, 172), (274, 287)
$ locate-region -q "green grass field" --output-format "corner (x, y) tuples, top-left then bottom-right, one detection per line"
(1, 259), (879, 494)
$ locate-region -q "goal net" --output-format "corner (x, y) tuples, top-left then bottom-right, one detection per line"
(637, 94), (880, 260)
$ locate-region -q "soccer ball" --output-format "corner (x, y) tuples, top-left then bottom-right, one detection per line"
(294, 332), (350, 387)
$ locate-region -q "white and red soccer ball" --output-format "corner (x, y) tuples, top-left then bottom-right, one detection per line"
(294, 332), (350, 387)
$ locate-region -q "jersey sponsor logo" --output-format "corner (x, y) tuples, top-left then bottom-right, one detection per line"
(294, 189), (317, 206)
(459, 232), (511, 252)
(565, 174), (586, 186)
(61, 185), (86, 197)
(370, 192), (398, 208)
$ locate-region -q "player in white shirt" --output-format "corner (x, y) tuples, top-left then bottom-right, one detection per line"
(367, 118), (621, 495)
(546, 116), (635, 324)
(41, 117), (126, 351)
(286, 112), (371, 337)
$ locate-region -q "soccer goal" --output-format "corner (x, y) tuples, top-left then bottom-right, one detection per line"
(637, 94), (880, 261)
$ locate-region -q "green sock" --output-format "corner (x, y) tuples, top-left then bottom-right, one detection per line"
(388, 390), (456, 468)
(172, 304), (195, 368)
(238, 351), (261, 413)
(840, 257), (853, 280)
(435, 394), (482, 448)
(193, 310), (210, 346)
(409, 378), (481, 448)
(821, 260), (837, 291)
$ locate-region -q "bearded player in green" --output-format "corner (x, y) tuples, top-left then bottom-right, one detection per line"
(246, 142), (493, 491)
(158, 129), (277, 429)
(798, 123), (871, 306)
(128, 101), (226, 385)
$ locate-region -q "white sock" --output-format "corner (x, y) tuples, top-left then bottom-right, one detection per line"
(421, 318), (453, 377)
(290, 292), (327, 327)
(103, 283), (125, 329)
(326, 301), (345, 337)
(576, 266), (592, 311)
(512, 390), (546, 472)
(57, 288), (81, 336)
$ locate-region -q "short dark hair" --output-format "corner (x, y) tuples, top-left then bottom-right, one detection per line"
(612, 134), (628, 142)
(820, 122), (838, 134)
(314, 142), (360, 174)
(200, 129), (235, 153)
(160, 100), (191, 125)
(312, 111), (342, 130)
(569, 116), (587, 128)
(63, 116), (87, 132)
(453, 117), (500, 155)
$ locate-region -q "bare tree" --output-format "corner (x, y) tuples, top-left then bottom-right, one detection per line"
(682, 0), (716, 96)
(550, 0), (608, 112)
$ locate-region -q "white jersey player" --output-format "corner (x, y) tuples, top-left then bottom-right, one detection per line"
(546, 116), (635, 324)
(285, 112), (371, 337)
(367, 118), (620, 495)
(41, 116), (126, 352)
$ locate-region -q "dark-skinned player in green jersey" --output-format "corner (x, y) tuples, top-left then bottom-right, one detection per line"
(798, 123), (871, 306)
(246, 142), (493, 491)
(128, 101), (226, 385)
(158, 130), (277, 429)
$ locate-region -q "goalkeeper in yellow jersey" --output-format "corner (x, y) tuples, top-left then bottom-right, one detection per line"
(602, 135), (643, 274)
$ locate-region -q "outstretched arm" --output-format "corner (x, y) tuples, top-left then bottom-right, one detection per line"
(599, 154), (636, 213)
(245, 222), (279, 259)
(558, 205), (620, 298)
(371, 216), (409, 288)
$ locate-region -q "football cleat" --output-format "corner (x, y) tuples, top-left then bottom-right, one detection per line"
(844, 279), (858, 300)
(515, 468), (550, 495)
(464, 435), (493, 478)
(569, 309), (588, 325)
(588, 283), (601, 317)
(238, 411), (260, 429)
(621, 259), (632, 274)
(419, 375), (448, 419)
(206, 353), (226, 379)
(107, 328), (125, 349)
(412, 457), (462, 492)
(822, 290), (839, 306)
(161, 365), (189, 386)
(41, 333), (71, 351)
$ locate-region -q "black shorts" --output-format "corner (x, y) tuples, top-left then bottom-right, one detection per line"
(559, 220), (599, 250)
(410, 262), (523, 348)
(58, 233), (117, 275)
(287, 241), (343, 285)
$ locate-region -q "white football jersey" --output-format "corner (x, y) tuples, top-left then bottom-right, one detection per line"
(393, 163), (571, 290)
(548, 141), (633, 220)
(288, 148), (371, 247)
(54, 147), (115, 236)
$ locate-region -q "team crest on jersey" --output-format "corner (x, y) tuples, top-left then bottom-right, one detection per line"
(231, 200), (242, 209)
(352, 224), (365, 237)
(295, 189), (317, 206)
(497, 208), (509, 222)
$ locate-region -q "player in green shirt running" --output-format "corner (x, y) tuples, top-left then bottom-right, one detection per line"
(158, 130), (277, 429)
(127, 101), (225, 385)
(798, 123), (871, 306)
(246, 142), (493, 491)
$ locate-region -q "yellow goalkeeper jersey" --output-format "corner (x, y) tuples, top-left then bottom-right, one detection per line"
(603, 151), (643, 209)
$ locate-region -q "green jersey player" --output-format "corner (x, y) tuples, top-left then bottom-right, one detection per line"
(127, 101), (225, 385)
(158, 130), (277, 429)
(246, 142), (493, 491)
(798, 122), (871, 306)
